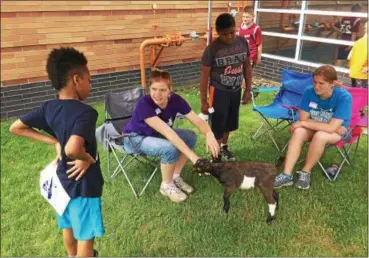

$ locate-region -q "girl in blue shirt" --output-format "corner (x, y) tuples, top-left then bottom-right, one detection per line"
(274, 65), (352, 190)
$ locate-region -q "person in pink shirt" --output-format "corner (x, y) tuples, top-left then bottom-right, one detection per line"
(238, 7), (263, 105)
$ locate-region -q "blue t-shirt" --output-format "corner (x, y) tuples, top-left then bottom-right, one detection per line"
(123, 93), (191, 136)
(299, 86), (352, 128)
(20, 99), (104, 199)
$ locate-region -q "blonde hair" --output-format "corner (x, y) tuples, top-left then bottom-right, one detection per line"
(149, 69), (172, 89)
(313, 65), (343, 87)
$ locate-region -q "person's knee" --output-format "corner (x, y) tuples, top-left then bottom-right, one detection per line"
(311, 131), (329, 144)
(185, 130), (197, 149)
(291, 127), (310, 141)
(160, 145), (180, 164)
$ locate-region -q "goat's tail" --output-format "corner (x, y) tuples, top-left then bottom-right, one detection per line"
(275, 156), (286, 171)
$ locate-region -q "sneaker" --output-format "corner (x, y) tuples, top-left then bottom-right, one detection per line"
(160, 183), (187, 202)
(174, 177), (194, 194)
(295, 171), (311, 190)
(221, 145), (236, 161)
(274, 173), (293, 188)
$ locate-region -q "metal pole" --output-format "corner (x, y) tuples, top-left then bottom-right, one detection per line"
(207, 0), (212, 46)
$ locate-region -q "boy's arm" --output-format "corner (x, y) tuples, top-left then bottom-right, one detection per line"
(256, 44), (263, 64)
(64, 135), (95, 163)
(200, 65), (211, 114)
(243, 55), (252, 91)
(10, 119), (58, 145)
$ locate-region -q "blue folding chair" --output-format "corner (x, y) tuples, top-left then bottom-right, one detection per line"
(251, 69), (313, 151)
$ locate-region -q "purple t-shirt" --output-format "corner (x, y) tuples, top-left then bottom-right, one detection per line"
(123, 93), (191, 136)
(201, 35), (250, 92)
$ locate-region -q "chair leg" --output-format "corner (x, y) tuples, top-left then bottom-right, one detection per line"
(318, 161), (333, 181)
(110, 148), (139, 198)
(138, 166), (158, 197)
(351, 135), (361, 167)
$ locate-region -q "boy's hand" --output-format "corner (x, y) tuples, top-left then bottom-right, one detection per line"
(201, 102), (210, 115)
(241, 91), (251, 105)
(256, 56), (261, 65)
(67, 154), (96, 181)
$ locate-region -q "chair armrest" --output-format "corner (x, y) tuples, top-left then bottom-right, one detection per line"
(250, 86), (280, 107)
(105, 115), (132, 123)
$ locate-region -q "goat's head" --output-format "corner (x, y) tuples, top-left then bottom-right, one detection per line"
(193, 158), (214, 176)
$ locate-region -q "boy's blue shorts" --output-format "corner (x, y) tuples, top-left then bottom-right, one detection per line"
(56, 197), (104, 241)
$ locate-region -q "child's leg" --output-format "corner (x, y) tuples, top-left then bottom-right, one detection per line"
(283, 128), (315, 175)
(302, 131), (341, 173)
(221, 132), (230, 145)
(76, 239), (95, 257)
(63, 228), (77, 257)
(66, 197), (104, 256)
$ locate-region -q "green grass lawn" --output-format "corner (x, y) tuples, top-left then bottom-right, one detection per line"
(1, 86), (368, 257)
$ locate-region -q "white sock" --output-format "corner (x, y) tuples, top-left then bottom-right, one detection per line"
(221, 143), (227, 148)
(163, 182), (174, 188)
(173, 173), (180, 180)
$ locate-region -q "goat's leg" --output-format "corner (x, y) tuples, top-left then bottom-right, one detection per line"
(273, 190), (279, 210)
(259, 185), (277, 224)
(223, 186), (236, 214)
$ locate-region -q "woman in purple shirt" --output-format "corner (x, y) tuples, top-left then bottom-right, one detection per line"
(123, 69), (220, 203)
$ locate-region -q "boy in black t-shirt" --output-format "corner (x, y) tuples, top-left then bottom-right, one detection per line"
(9, 47), (104, 257)
(200, 13), (252, 162)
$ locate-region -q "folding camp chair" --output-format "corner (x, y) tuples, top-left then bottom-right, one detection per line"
(317, 86), (368, 181)
(96, 87), (159, 198)
(251, 69), (314, 151)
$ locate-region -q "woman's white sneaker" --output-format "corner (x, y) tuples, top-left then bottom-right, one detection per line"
(173, 177), (194, 194)
(160, 183), (187, 202)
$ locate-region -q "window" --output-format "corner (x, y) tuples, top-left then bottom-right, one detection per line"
(254, 0), (368, 72)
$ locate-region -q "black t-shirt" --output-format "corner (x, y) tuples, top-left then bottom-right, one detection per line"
(201, 36), (250, 92)
(20, 99), (104, 199)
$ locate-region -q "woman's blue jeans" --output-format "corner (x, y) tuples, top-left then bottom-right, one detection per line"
(122, 128), (197, 164)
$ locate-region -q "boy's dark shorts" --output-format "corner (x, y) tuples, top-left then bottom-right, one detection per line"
(208, 86), (241, 140)
(337, 46), (350, 60)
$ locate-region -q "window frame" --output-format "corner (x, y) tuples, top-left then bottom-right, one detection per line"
(254, 0), (367, 73)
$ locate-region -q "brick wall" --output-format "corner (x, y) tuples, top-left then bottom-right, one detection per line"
(0, 61), (201, 119)
(1, 0), (234, 85)
(253, 57), (351, 85)
(1, 56), (352, 120)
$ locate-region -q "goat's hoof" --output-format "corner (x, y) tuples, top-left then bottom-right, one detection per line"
(266, 214), (276, 224)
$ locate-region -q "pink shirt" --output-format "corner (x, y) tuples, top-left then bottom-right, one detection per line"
(239, 23), (262, 61)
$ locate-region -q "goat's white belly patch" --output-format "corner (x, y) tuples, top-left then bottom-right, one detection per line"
(239, 176), (255, 190)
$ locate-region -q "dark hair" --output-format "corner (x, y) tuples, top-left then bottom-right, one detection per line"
(149, 69), (172, 89)
(351, 3), (362, 12)
(215, 13), (236, 31)
(46, 47), (88, 91)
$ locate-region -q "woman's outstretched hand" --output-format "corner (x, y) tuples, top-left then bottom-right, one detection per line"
(205, 131), (220, 158)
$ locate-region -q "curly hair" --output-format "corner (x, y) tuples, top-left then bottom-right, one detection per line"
(46, 47), (88, 91)
(216, 13), (236, 31)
